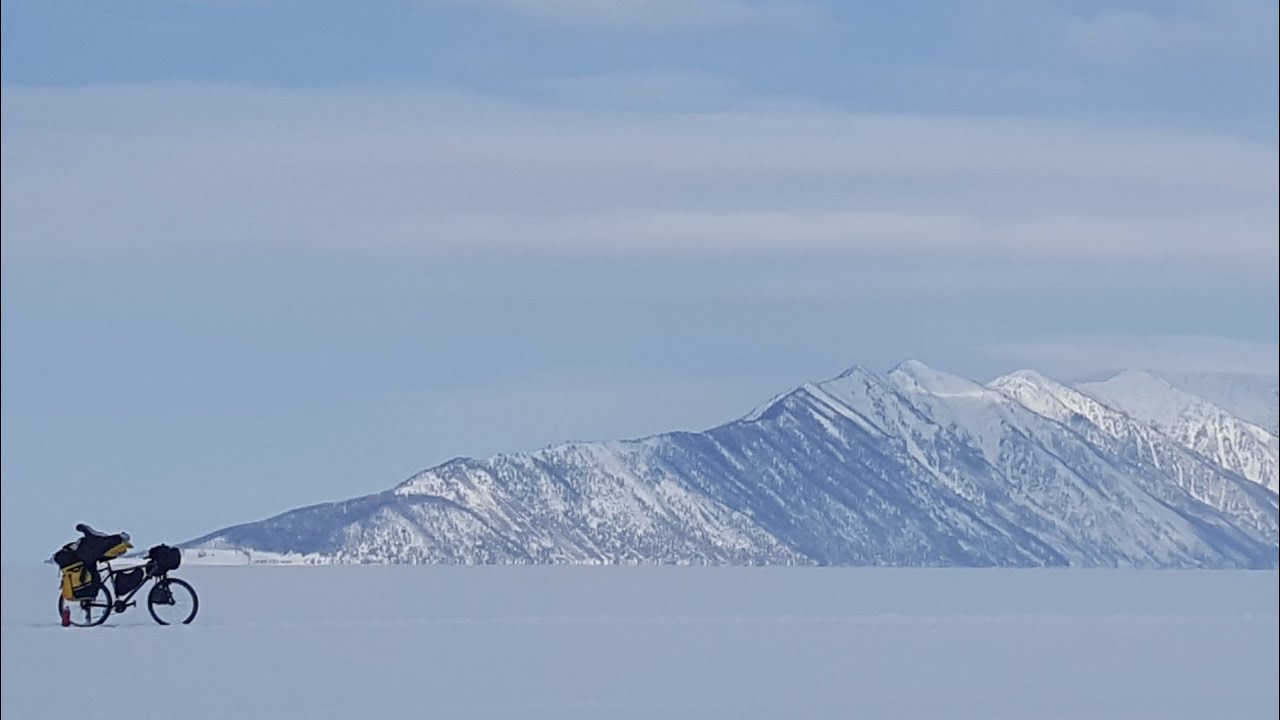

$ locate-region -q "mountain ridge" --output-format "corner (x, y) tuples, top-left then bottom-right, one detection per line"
(187, 361), (1279, 567)
(1078, 370), (1278, 493)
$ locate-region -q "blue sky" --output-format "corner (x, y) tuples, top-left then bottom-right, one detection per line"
(2, 0), (1276, 560)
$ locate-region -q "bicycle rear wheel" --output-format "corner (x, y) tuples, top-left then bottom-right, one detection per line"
(58, 584), (113, 627)
(147, 577), (199, 625)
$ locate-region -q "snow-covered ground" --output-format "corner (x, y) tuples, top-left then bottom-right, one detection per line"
(2, 565), (1276, 719)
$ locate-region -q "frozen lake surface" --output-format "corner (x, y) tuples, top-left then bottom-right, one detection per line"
(3, 565), (1277, 719)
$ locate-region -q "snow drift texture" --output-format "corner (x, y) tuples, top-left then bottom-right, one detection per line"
(188, 362), (1279, 567)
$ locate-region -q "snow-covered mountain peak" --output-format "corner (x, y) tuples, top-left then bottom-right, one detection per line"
(1083, 370), (1244, 430)
(834, 364), (879, 381)
(993, 369), (1146, 432)
(1107, 369), (1172, 385)
(891, 358), (933, 375)
(889, 360), (993, 399)
(1086, 369), (1176, 401)
(989, 369), (1078, 399)
(992, 369), (1056, 387)
(1080, 371), (1279, 493)
(740, 365), (899, 429)
(819, 365), (888, 396)
(988, 370), (1077, 417)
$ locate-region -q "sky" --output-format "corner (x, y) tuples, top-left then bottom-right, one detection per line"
(2, 0), (1277, 561)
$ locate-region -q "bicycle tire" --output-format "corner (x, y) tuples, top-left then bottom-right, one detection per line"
(147, 577), (199, 625)
(58, 584), (113, 627)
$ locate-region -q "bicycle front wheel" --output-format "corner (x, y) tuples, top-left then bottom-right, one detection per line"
(147, 577), (199, 625)
(58, 584), (113, 627)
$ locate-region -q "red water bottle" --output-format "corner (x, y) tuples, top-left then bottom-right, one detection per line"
(60, 607), (71, 627)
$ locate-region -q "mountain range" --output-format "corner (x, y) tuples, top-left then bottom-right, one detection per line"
(187, 363), (1279, 568)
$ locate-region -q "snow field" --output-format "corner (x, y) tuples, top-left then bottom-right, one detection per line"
(2, 565), (1277, 719)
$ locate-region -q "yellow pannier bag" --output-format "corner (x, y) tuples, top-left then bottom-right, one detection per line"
(60, 562), (95, 600)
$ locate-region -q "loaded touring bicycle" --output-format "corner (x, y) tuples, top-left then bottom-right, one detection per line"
(54, 524), (199, 627)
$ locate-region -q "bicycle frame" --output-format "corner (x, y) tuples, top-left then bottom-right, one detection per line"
(97, 559), (165, 611)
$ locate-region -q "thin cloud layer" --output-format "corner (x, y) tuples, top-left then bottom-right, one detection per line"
(987, 334), (1280, 378)
(456, 0), (817, 30)
(3, 85), (1275, 291)
(1059, 1), (1279, 62)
